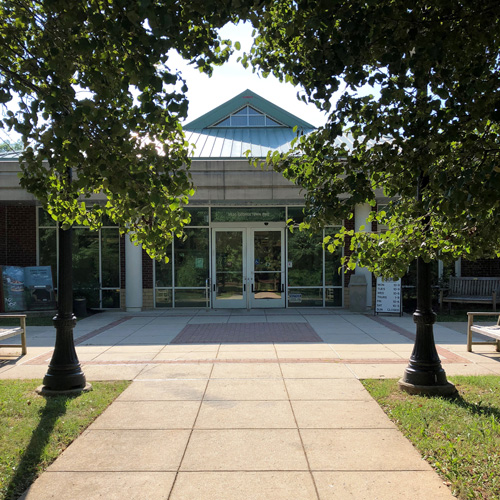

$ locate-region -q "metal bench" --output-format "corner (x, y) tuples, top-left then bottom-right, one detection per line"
(0, 314), (27, 355)
(440, 277), (500, 311)
(467, 311), (500, 352)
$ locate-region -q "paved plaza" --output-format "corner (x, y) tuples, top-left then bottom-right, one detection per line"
(1, 309), (499, 499)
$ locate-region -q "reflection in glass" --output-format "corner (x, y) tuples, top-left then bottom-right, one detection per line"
(325, 228), (343, 286)
(287, 231), (322, 286)
(215, 231), (243, 300)
(102, 289), (120, 308)
(101, 228), (119, 287)
(288, 288), (323, 307)
(175, 289), (207, 307)
(155, 246), (172, 287)
(175, 228), (209, 287)
(38, 228), (57, 280)
(72, 229), (100, 307)
(254, 272), (282, 299)
(254, 231), (281, 271)
(156, 289), (172, 308)
(38, 209), (56, 226)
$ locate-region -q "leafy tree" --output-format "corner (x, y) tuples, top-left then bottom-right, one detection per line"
(245, 0), (500, 277)
(244, 0), (500, 395)
(0, 0), (244, 258)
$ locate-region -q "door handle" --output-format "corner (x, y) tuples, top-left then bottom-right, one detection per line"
(281, 284), (284, 292)
(213, 284), (216, 292)
(243, 284), (246, 292)
(251, 284), (254, 293)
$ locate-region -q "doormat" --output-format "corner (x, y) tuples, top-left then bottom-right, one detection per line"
(170, 322), (323, 344)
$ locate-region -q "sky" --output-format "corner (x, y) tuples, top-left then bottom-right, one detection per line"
(168, 22), (328, 128)
(0, 22), (328, 146)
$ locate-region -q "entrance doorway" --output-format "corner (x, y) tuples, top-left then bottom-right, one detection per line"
(212, 226), (285, 308)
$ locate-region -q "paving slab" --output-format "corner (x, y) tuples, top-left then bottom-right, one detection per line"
(196, 400), (296, 429)
(135, 363), (213, 379)
(284, 378), (373, 400)
(211, 362), (283, 379)
(90, 400), (201, 429)
(169, 472), (318, 500)
(48, 429), (190, 471)
(300, 428), (431, 471)
(280, 362), (354, 379)
(180, 429), (308, 471)
(117, 379), (208, 401)
(291, 400), (397, 429)
(313, 471), (455, 499)
(204, 378), (288, 400)
(19, 471), (177, 500)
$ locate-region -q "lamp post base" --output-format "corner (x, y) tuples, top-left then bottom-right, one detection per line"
(36, 383), (92, 396)
(398, 379), (457, 397)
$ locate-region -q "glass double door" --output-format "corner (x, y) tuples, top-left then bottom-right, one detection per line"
(212, 227), (285, 308)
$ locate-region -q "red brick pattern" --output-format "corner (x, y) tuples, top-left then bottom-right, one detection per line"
(0, 205), (36, 266)
(171, 322), (323, 344)
(462, 258), (500, 278)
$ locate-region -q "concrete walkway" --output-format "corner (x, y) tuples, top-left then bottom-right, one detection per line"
(1, 309), (499, 499)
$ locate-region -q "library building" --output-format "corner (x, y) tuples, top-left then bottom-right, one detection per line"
(1, 90), (498, 313)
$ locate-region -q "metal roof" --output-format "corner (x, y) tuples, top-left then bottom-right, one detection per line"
(184, 127), (312, 159)
(185, 127), (359, 159)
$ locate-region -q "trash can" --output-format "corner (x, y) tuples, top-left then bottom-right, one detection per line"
(73, 297), (87, 318)
(349, 275), (367, 312)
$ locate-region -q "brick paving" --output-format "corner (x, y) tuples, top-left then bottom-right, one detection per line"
(170, 322), (323, 344)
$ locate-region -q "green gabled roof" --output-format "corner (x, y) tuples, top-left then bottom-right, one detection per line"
(184, 89), (315, 131)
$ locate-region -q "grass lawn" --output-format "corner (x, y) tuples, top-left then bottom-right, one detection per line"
(363, 376), (500, 500)
(0, 379), (130, 500)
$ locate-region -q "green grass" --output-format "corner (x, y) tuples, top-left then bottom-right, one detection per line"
(0, 379), (130, 500)
(363, 376), (500, 499)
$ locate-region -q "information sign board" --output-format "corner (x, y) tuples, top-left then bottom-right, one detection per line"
(375, 277), (402, 315)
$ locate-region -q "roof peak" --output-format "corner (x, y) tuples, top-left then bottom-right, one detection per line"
(184, 89), (316, 131)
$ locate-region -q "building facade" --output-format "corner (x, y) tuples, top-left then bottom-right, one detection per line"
(1, 89), (497, 312)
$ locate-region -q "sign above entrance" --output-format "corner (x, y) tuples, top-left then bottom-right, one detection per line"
(211, 207), (285, 223)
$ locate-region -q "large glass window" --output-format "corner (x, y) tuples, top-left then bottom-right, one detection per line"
(37, 208), (120, 308)
(287, 231), (323, 286)
(175, 228), (209, 287)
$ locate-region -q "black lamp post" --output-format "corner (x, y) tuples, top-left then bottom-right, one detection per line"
(37, 171), (90, 395)
(398, 173), (457, 396)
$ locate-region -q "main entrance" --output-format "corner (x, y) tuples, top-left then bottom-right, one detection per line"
(212, 225), (285, 308)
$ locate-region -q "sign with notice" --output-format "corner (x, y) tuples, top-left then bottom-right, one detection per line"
(375, 277), (402, 315)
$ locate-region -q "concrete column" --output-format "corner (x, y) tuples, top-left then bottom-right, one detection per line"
(125, 234), (143, 312)
(354, 203), (373, 308)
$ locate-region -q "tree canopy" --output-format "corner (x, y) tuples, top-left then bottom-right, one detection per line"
(0, 0), (248, 259)
(245, 0), (500, 277)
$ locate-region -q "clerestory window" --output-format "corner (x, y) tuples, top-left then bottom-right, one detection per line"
(212, 106), (284, 127)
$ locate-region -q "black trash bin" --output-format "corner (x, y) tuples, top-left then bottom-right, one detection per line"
(73, 297), (87, 318)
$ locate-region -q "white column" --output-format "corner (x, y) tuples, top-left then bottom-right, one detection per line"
(125, 234), (143, 312)
(354, 203), (373, 308)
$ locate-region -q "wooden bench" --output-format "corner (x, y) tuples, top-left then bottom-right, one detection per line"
(439, 277), (500, 311)
(467, 312), (500, 352)
(0, 314), (27, 355)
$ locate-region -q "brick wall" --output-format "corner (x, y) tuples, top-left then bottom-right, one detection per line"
(142, 249), (153, 289)
(462, 258), (500, 277)
(0, 205), (36, 267)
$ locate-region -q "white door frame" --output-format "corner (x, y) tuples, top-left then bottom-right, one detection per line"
(210, 222), (286, 309)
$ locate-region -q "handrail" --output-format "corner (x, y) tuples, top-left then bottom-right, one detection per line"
(205, 278), (211, 311)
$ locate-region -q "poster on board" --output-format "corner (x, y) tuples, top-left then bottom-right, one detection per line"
(0, 266), (27, 312)
(375, 277), (402, 315)
(0, 266), (55, 312)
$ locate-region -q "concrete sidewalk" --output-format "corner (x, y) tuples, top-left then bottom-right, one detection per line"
(1, 309), (499, 499)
